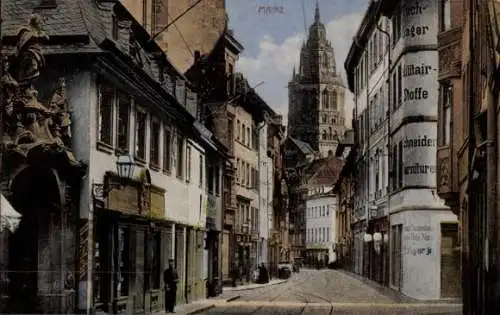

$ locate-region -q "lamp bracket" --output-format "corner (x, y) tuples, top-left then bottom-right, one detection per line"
(92, 182), (122, 199)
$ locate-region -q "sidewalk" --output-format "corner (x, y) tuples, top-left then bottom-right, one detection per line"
(223, 279), (288, 292)
(338, 269), (462, 304)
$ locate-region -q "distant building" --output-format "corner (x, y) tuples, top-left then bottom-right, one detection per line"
(305, 187), (338, 266)
(287, 3), (347, 158)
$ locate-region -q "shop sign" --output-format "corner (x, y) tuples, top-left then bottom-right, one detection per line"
(400, 124), (437, 187)
(401, 0), (437, 47)
(107, 183), (139, 215)
(149, 186), (165, 219)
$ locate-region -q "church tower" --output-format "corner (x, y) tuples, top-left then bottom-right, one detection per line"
(287, 2), (346, 157)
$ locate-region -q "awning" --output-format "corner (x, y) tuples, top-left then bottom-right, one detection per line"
(0, 194), (22, 233)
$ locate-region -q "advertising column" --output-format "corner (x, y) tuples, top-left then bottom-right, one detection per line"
(389, 0), (456, 301)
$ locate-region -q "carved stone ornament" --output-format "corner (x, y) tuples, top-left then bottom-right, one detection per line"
(1, 15), (86, 181)
(438, 157), (450, 190)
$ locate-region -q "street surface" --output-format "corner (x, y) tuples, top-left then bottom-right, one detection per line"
(203, 269), (462, 314)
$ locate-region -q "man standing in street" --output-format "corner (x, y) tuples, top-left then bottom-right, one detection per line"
(164, 259), (179, 313)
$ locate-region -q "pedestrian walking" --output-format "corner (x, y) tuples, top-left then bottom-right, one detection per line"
(164, 259), (179, 313)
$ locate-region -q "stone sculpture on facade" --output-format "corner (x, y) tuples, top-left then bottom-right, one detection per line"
(1, 15), (84, 179)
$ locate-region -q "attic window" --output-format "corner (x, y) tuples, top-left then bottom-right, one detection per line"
(38, 0), (57, 8)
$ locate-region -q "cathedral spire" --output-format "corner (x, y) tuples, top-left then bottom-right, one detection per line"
(314, 1), (320, 23)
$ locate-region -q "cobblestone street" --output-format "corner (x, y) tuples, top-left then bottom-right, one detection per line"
(191, 270), (462, 315)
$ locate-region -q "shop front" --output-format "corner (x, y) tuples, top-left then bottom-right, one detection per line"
(92, 171), (168, 314)
(366, 216), (389, 286)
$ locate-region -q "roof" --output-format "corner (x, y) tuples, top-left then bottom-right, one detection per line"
(2, 0), (105, 52)
(288, 137), (314, 155)
(305, 156), (345, 186)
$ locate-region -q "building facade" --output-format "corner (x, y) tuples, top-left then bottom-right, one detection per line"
(305, 190), (337, 266)
(122, 0), (227, 73)
(435, 0), (500, 312)
(0, 0), (227, 313)
(287, 3), (347, 157)
(333, 130), (356, 270)
(345, 0), (460, 300)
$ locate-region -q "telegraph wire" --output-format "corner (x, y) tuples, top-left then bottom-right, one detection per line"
(149, 0), (206, 43)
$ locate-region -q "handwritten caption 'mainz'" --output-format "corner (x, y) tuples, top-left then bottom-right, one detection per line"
(257, 5), (284, 15)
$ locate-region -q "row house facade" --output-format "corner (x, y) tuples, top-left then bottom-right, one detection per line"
(345, 0), (460, 301)
(435, 0), (500, 313)
(284, 137), (316, 261)
(123, 0), (232, 300)
(333, 130), (356, 270)
(0, 0), (225, 313)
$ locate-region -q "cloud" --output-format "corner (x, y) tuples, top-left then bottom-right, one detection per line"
(237, 13), (363, 129)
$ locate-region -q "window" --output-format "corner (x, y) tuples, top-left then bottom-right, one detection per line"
(246, 163), (250, 187)
(150, 119), (160, 167)
(242, 124), (246, 144)
(322, 90), (329, 109)
(215, 165), (220, 194)
(398, 140), (403, 188)
(392, 72), (397, 110)
(236, 120), (240, 140)
(332, 91), (337, 110)
(397, 64), (402, 106)
(441, 82), (453, 145)
(135, 109), (147, 160)
(208, 163), (214, 193)
(199, 154), (204, 187)
(176, 135), (184, 178)
(97, 80), (114, 145)
(227, 63), (235, 95)
(392, 6), (401, 46)
(246, 127), (251, 146)
(440, 0), (452, 31)
(163, 128), (172, 172)
(236, 158), (240, 183)
(391, 144), (397, 190)
(116, 92), (130, 151)
(186, 146), (191, 181)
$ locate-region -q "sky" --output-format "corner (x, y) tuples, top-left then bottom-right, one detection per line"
(226, 0), (370, 128)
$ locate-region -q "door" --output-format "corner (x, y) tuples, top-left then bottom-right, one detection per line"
(440, 223), (460, 298)
(391, 224), (402, 290)
(134, 229), (146, 315)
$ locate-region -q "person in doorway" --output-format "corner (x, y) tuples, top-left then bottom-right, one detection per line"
(164, 259), (179, 313)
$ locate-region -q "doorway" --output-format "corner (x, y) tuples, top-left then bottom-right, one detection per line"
(391, 224), (402, 290)
(440, 223), (460, 298)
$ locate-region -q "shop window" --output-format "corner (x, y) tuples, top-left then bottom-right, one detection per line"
(149, 232), (162, 290)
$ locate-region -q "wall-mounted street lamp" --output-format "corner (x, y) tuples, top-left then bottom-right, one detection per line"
(92, 154), (136, 198)
(363, 233), (373, 243)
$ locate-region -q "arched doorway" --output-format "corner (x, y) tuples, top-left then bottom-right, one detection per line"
(7, 166), (72, 313)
